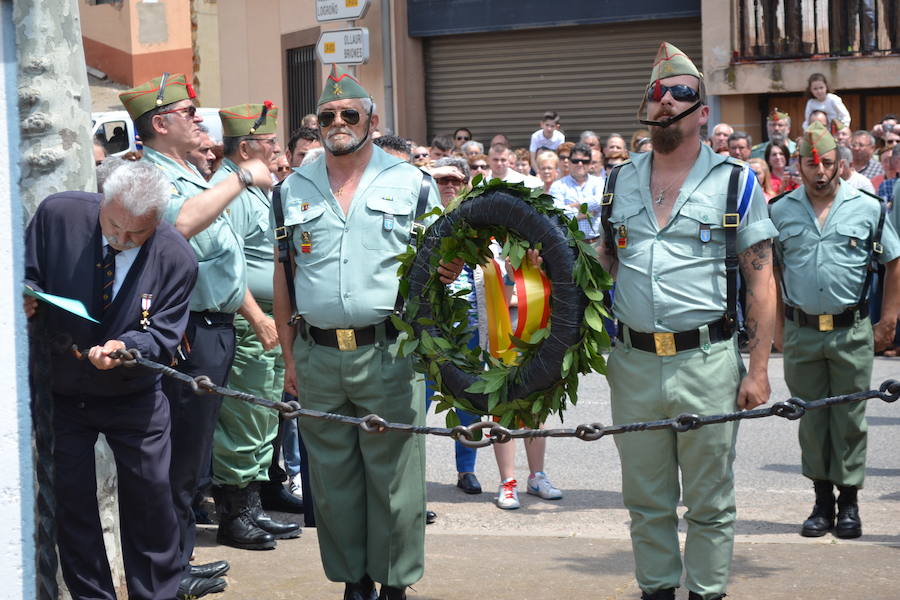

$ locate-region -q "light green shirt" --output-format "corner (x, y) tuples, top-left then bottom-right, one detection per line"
(277, 146), (439, 329)
(605, 144), (778, 333)
(213, 158), (274, 303)
(771, 182), (900, 315)
(143, 146), (246, 313)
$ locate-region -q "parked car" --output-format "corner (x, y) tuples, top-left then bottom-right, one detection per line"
(91, 108), (223, 156)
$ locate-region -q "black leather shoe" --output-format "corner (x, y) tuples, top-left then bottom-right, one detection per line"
(213, 485), (276, 550)
(801, 480), (835, 537)
(177, 575), (227, 599)
(193, 505), (215, 525)
(260, 482), (305, 513)
(189, 560), (230, 579)
(641, 589), (675, 600)
(344, 574), (377, 600)
(835, 485), (862, 539)
(378, 585), (407, 600)
(456, 472), (482, 494)
(688, 593), (726, 600)
(426, 510), (437, 524)
(248, 483), (302, 539)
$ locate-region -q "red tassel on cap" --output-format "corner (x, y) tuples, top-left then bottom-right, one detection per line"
(812, 147), (820, 165)
(186, 83), (196, 99)
(653, 79), (662, 102)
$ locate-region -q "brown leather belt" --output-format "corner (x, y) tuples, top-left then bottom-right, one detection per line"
(617, 317), (734, 356)
(307, 320), (398, 351)
(784, 303), (867, 332)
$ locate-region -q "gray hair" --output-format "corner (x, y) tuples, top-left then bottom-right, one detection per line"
(301, 146), (325, 166)
(101, 160), (170, 221)
(434, 156), (470, 181)
(461, 140), (483, 154)
(836, 144), (852, 164)
(852, 130), (875, 145)
(728, 131), (752, 146)
(580, 130), (599, 142)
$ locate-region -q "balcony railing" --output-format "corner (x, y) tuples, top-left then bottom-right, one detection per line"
(736, 0), (900, 61)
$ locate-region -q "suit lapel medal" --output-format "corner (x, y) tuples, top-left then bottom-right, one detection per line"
(140, 293), (152, 330)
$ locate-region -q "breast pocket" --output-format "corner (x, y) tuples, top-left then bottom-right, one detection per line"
(361, 188), (415, 251)
(289, 205), (328, 264)
(668, 202), (724, 259)
(831, 223), (870, 269)
(607, 199), (647, 259)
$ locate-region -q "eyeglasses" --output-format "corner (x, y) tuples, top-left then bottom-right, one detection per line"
(558, 154), (570, 161)
(646, 83), (700, 103)
(456, 135), (470, 141)
(435, 176), (464, 185)
(886, 139), (899, 146)
(471, 163), (489, 170)
(413, 153), (430, 159)
(569, 157), (591, 165)
(317, 109), (361, 127)
(158, 105), (197, 119)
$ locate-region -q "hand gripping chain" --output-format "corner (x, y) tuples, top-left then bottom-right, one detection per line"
(94, 347), (900, 449)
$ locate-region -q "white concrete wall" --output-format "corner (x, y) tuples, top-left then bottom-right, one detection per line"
(0, 0), (35, 596)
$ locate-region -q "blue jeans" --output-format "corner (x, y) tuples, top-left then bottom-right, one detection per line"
(425, 382), (479, 473)
(282, 417), (306, 479)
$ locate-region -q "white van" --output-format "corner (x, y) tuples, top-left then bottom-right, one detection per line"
(91, 108), (223, 156)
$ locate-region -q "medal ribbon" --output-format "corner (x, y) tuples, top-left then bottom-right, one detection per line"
(482, 259), (551, 365)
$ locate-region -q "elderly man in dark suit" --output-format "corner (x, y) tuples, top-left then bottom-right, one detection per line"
(24, 160), (202, 600)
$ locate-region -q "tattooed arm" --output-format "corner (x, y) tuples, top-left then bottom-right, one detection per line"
(736, 239), (776, 410)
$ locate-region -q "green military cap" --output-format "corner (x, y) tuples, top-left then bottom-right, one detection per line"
(317, 65), (370, 106)
(219, 101), (279, 137)
(831, 118), (848, 135)
(648, 41), (702, 85)
(119, 72), (196, 120)
(799, 122), (837, 163)
(768, 107), (790, 122)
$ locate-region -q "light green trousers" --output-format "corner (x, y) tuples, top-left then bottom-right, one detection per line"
(212, 312), (283, 487)
(293, 328), (426, 587)
(783, 316), (871, 488)
(609, 332), (743, 599)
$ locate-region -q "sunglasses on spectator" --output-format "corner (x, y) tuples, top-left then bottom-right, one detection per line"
(471, 163), (489, 170)
(158, 105), (197, 119)
(413, 153), (429, 159)
(435, 176), (465, 185)
(646, 84), (700, 103)
(456, 135), (471, 141)
(569, 157), (591, 165)
(317, 109), (361, 127)
(558, 154), (570, 160)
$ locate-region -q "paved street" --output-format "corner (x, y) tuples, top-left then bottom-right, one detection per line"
(196, 355), (900, 599)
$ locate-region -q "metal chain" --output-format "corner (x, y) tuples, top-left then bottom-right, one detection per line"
(89, 346), (899, 450)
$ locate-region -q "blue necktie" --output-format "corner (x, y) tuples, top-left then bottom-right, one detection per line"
(101, 245), (120, 312)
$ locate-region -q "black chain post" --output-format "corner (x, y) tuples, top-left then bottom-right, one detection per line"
(30, 313), (57, 600)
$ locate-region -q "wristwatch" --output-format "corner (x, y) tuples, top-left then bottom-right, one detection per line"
(238, 168), (253, 188)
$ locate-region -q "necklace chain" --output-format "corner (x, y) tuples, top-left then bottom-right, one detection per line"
(652, 165), (692, 205)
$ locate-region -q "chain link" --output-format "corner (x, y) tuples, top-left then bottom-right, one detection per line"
(88, 347), (900, 450)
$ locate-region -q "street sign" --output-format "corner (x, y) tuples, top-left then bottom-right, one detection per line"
(315, 0), (371, 22)
(316, 28), (370, 65)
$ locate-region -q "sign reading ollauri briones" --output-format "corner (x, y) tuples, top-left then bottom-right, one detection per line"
(316, 28), (370, 65)
(315, 0), (371, 22)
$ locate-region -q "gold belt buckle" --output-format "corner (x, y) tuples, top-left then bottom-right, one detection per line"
(335, 329), (357, 351)
(653, 332), (677, 356)
(818, 314), (834, 332)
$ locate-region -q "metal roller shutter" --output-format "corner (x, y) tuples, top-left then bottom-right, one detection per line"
(424, 18), (702, 149)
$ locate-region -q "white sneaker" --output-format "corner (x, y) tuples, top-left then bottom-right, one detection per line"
(496, 478), (520, 510)
(527, 472), (562, 500)
(289, 474), (303, 499)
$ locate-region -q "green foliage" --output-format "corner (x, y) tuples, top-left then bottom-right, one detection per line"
(393, 178), (612, 428)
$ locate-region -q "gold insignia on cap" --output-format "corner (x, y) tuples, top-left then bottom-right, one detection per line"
(333, 83), (343, 96)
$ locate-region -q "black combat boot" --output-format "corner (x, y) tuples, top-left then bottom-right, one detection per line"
(688, 592), (726, 599)
(640, 589), (675, 600)
(344, 574), (377, 600)
(835, 485), (862, 539)
(800, 480), (835, 537)
(212, 485), (276, 550)
(377, 585), (407, 600)
(247, 482), (301, 539)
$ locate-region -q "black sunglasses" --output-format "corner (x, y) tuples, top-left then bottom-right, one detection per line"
(646, 83), (699, 103)
(318, 109), (361, 127)
(456, 135), (470, 141)
(413, 153), (429, 159)
(569, 157), (591, 165)
(558, 154), (570, 160)
(471, 163), (489, 170)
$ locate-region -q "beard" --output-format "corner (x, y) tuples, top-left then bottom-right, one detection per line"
(650, 124), (684, 154)
(324, 127), (362, 154)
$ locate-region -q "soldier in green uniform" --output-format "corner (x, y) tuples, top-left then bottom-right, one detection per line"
(599, 43), (778, 600)
(271, 66), (460, 600)
(209, 103), (301, 550)
(751, 107), (798, 159)
(771, 122), (900, 540)
(120, 73), (272, 599)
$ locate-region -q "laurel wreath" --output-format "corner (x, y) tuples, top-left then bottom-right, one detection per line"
(391, 175), (613, 430)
